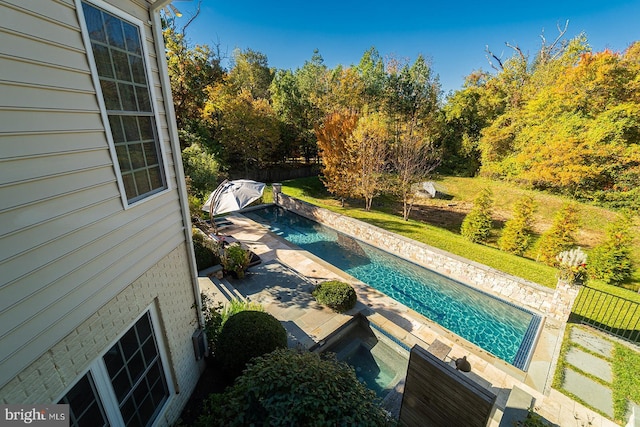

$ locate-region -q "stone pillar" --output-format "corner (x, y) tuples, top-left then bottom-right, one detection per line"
(553, 280), (581, 321)
(272, 183), (282, 205)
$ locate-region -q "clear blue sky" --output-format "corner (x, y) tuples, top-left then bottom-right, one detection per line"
(173, 0), (639, 94)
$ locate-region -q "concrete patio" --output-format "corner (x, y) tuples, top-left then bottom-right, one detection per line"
(198, 212), (619, 427)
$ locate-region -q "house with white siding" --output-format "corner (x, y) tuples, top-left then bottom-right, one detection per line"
(0, 0), (206, 425)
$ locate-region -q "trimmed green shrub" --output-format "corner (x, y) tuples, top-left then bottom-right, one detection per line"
(312, 280), (357, 312)
(460, 188), (494, 243)
(192, 229), (221, 270)
(197, 349), (392, 427)
(200, 294), (264, 357)
(498, 195), (537, 255)
(588, 213), (634, 285)
(216, 311), (287, 380)
(536, 203), (580, 266)
(515, 409), (553, 426)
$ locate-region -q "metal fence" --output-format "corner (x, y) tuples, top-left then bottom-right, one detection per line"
(228, 164), (320, 182)
(571, 285), (640, 343)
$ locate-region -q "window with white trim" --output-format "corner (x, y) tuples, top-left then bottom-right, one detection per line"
(81, 1), (167, 203)
(58, 311), (170, 427)
(59, 372), (110, 427)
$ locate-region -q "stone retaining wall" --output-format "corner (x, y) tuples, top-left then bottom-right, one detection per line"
(273, 189), (578, 322)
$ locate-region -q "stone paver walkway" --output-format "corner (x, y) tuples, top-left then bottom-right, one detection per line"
(566, 327), (615, 416)
(559, 325), (640, 424)
(571, 327), (614, 358)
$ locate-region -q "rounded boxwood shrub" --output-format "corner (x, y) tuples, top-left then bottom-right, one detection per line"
(312, 280), (357, 312)
(216, 310), (287, 379)
(197, 349), (391, 427)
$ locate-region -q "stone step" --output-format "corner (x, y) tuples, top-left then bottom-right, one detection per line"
(499, 385), (535, 427)
(199, 264), (223, 279)
(211, 276), (246, 302)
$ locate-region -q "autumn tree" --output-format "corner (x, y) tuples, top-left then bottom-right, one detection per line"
(389, 129), (440, 220)
(324, 66), (367, 113)
(471, 30), (640, 209)
(536, 203), (580, 266)
(315, 110), (359, 204)
(212, 88), (282, 175)
(441, 71), (501, 176)
(350, 112), (389, 211)
(181, 143), (222, 199)
(163, 23), (224, 148)
(474, 30), (581, 177)
(512, 47), (640, 197)
(296, 50), (329, 117)
(227, 48), (274, 100)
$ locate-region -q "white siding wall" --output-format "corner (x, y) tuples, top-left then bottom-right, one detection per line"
(0, 245), (202, 426)
(0, 0), (196, 391)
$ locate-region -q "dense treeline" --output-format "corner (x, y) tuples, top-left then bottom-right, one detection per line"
(444, 35), (640, 209)
(164, 18), (639, 212)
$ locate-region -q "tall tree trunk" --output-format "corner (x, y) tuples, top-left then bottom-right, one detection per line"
(365, 197), (372, 211)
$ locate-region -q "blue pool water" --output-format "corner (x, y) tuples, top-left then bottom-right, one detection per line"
(319, 317), (409, 399)
(243, 205), (540, 368)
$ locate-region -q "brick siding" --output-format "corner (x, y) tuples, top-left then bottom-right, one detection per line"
(0, 243), (202, 426)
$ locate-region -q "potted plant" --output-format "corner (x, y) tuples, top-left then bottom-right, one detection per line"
(221, 243), (251, 278)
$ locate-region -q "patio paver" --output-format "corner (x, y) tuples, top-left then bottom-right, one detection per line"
(563, 368), (614, 417)
(570, 327), (614, 358)
(565, 346), (613, 383)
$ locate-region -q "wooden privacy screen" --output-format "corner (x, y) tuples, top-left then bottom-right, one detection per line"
(399, 345), (497, 427)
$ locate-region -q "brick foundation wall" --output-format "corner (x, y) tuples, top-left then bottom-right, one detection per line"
(0, 243), (202, 426)
(274, 191), (578, 322)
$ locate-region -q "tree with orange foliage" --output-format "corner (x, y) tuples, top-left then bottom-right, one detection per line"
(315, 110), (359, 205)
(514, 48), (640, 197)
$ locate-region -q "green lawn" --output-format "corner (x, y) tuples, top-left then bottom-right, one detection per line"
(430, 176), (620, 233)
(278, 177), (559, 288)
(265, 175), (640, 333)
(571, 281), (640, 342)
(431, 176), (640, 290)
(612, 344), (640, 420)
